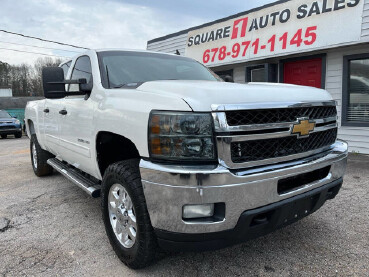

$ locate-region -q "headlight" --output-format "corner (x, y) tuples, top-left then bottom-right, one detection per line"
(15, 120), (20, 125)
(148, 111), (216, 161)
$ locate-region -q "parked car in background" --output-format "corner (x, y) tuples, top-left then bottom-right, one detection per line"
(0, 110), (22, 139)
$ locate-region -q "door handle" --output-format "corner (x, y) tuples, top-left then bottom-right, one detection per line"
(43, 108), (49, 113)
(59, 109), (67, 115)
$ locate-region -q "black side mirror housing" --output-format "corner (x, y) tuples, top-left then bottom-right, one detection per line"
(80, 79), (93, 93)
(42, 67), (91, 99)
(224, 75), (234, 83)
(42, 67), (67, 99)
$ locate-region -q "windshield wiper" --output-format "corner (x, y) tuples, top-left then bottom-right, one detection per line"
(112, 82), (142, 89)
(112, 79), (179, 89)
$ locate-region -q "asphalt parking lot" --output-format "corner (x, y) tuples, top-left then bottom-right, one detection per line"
(0, 136), (368, 276)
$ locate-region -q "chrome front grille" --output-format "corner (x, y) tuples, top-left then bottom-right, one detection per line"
(231, 128), (337, 163)
(225, 106), (337, 126)
(212, 101), (338, 169)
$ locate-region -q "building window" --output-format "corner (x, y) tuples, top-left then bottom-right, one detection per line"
(250, 67), (265, 82)
(343, 54), (369, 127)
(245, 64), (277, 83)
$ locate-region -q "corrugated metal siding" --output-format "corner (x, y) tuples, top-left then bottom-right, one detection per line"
(362, 0), (369, 38)
(147, 33), (187, 55)
(326, 45), (369, 154)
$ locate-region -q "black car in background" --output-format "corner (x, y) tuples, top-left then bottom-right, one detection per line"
(0, 110), (22, 139)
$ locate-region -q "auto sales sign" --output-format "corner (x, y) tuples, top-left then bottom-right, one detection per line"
(185, 0), (364, 66)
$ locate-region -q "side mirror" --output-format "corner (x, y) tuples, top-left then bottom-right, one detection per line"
(80, 80), (93, 93)
(13, 115), (18, 119)
(224, 75), (234, 83)
(42, 67), (66, 99)
(42, 67), (90, 99)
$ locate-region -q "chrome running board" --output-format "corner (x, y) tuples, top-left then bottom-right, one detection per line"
(47, 158), (101, 198)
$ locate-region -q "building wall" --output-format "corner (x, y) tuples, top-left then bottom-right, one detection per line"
(0, 88), (12, 97)
(0, 97), (43, 110)
(326, 45), (369, 154)
(148, 0), (369, 54)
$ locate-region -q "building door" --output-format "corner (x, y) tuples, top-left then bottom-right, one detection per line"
(283, 58), (323, 88)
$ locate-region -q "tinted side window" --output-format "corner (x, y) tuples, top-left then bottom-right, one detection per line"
(60, 61), (72, 78)
(69, 56), (92, 91)
(71, 56), (92, 82)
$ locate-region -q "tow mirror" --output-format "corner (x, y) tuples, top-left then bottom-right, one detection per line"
(42, 67), (90, 99)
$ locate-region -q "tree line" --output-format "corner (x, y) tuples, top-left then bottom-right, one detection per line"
(0, 57), (64, 97)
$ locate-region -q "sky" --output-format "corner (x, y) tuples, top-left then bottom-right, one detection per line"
(0, 0), (275, 65)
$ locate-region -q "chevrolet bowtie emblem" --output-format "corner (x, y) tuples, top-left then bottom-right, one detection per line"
(291, 118), (315, 138)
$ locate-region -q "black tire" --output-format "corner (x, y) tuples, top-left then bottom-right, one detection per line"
(101, 159), (157, 269)
(30, 134), (54, 177)
(1, 135), (7, 139)
(15, 132), (22, 138)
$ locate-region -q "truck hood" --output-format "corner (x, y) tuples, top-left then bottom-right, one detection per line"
(137, 80), (333, 111)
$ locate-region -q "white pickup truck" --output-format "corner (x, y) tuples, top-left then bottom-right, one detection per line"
(25, 49), (348, 268)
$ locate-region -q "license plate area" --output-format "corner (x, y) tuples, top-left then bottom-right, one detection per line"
(282, 193), (320, 223)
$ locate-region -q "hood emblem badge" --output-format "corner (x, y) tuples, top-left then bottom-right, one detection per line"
(291, 118), (316, 138)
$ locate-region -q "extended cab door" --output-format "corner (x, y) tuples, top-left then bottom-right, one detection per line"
(58, 55), (96, 175)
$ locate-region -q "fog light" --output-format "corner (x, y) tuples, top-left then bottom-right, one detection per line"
(183, 204), (214, 219)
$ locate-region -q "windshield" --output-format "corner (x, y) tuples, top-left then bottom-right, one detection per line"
(0, 110), (11, 118)
(97, 51), (219, 88)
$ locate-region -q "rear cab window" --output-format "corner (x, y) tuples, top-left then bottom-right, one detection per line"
(60, 61), (72, 79)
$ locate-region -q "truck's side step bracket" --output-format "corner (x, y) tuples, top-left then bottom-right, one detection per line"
(47, 158), (101, 198)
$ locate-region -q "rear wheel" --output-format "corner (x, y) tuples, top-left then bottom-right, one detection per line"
(1, 135), (7, 139)
(30, 134), (54, 177)
(101, 159), (157, 269)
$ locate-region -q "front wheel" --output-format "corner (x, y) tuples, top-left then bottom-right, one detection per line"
(101, 159), (157, 269)
(30, 134), (54, 177)
(15, 132), (22, 138)
(1, 135), (7, 139)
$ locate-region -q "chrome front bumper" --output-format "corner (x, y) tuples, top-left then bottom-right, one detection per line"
(140, 140), (348, 234)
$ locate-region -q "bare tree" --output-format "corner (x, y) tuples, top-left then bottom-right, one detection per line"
(0, 57), (64, 96)
(31, 57), (64, 96)
(0, 61), (11, 87)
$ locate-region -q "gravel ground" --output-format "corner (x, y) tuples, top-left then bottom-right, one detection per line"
(0, 136), (368, 277)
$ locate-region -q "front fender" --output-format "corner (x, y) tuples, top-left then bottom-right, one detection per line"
(93, 88), (192, 158)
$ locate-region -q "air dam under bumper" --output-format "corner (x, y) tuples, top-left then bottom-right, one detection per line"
(0, 127), (22, 135)
(140, 140), (348, 248)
